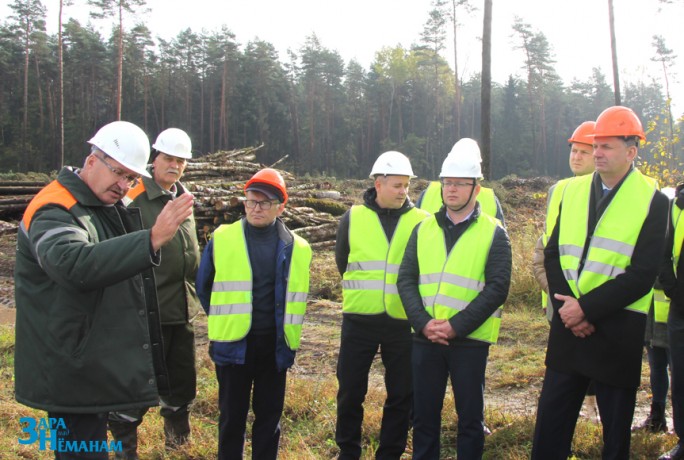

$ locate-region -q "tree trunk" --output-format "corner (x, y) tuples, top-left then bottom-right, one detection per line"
(452, 0), (461, 140)
(480, 0), (492, 179)
(58, 0), (65, 168)
(608, 0), (621, 105)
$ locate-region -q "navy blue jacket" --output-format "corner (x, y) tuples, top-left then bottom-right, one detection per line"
(196, 217), (298, 371)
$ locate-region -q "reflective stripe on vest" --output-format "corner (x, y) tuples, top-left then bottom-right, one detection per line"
(540, 178), (572, 309)
(419, 181), (498, 219)
(208, 220), (312, 349)
(416, 214), (502, 343)
(342, 205), (429, 318)
(654, 289), (670, 324)
(558, 171), (657, 314)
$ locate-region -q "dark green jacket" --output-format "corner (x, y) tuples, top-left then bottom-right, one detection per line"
(14, 167), (169, 413)
(124, 167), (201, 324)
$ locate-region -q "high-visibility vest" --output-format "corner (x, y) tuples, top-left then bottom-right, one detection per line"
(416, 214), (503, 343)
(558, 171), (657, 314)
(208, 220), (312, 349)
(673, 203), (684, 272)
(540, 178), (572, 310)
(654, 289), (670, 324)
(419, 181), (499, 218)
(342, 205), (429, 319)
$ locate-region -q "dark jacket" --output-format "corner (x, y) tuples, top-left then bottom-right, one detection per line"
(14, 167), (168, 413)
(397, 203), (512, 346)
(125, 167), (201, 325)
(660, 183), (684, 320)
(544, 170), (668, 389)
(196, 217), (300, 372)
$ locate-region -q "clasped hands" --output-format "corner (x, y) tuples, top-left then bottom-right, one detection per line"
(422, 319), (456, 345)
(554, 293), (595, 338)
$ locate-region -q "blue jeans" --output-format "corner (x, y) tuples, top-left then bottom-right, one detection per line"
(411, 341), (489, 460)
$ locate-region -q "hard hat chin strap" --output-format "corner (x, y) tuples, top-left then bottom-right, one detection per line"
(442, 183), (477, 214)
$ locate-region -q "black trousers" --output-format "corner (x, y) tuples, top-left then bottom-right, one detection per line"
(335, 314), (412, 459)
(215, 333), (287, 460)
(669, 305), (684, 444)
(531, 368), (637, 460)
(411, 341), (489, 460)
(47, 412), (108, 460)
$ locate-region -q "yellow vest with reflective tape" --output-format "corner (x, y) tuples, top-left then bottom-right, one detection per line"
(558, 170), (657, 314)
(673, 204), (684, 272)
(654, 289), (670, 324)
(209, 220), (312, 349)
(540, 178), (572, 309)
(342, 205), (429, 318)
(416, 214), (502, 343)
(420, 181), (499, 218)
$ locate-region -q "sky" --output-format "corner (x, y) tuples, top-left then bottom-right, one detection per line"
(5, 0), (684, 116)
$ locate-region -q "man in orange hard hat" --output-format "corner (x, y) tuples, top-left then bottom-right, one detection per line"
(531, 106), (669, 459)
(196, 168), (312, 460)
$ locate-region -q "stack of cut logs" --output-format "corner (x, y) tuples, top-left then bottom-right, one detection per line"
(0, 146), (350, 249)
(187, 146), (348, 250)
(0, 181), (48, 235)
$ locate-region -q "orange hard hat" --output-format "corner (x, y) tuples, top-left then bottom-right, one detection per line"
(593, 106), (645, 141)
(244, 168), (288, 204)
(568, 121), (595, 145)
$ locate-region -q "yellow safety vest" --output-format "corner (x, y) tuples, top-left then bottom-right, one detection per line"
(420, 181), (499, 218)
(653, 289), (670, 324)
(558, 170), (657, 314)
(540, 178), (572, 310)
(342, 205), (429, 319)
(673, 204), (684, 272)
(416, 214), (503, 343)
(208, 220), (312, 349)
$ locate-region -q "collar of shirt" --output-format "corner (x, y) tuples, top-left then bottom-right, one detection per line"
(446, 208), (475, 225)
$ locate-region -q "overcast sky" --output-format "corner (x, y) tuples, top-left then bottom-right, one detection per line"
(5, 0), (684, 116)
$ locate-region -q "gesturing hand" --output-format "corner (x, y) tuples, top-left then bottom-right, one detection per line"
(150, 192), (194, 252)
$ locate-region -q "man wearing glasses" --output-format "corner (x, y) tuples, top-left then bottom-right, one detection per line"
(14, 121), (194, 459)
(416, 138), (505, 225)
(196, 168), (312, 460)
(397, 139), (511, 459)
(334, 151), (429, 459)
(109, 128), (200, 457)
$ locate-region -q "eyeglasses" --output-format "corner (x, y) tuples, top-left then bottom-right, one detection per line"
(244, 199), (279, 210)
(442, 180), (475, 189)
(95, 155), (141, 187)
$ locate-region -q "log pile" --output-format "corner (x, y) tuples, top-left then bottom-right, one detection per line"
(0, 180), (50, 221)
(0, 147), (349, 250)
(184, 148), (347, 249)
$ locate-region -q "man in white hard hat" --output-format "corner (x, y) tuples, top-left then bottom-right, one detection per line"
(417, 138), (505, 224)
(397, 144), (511, 459)
(335, 151), (429, 459)
(14, 121), (194, 459)
(109, 128), (200, 457)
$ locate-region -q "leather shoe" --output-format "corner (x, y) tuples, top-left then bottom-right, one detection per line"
(659, 444), (684, 460)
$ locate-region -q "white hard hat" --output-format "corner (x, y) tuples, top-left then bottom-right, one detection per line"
(448, 138), (482, 161)
(439, 138), (483, 179)
(369, 151), (416, 178)
(88, 121), (151, 177)
(152, 128), (192, 159)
